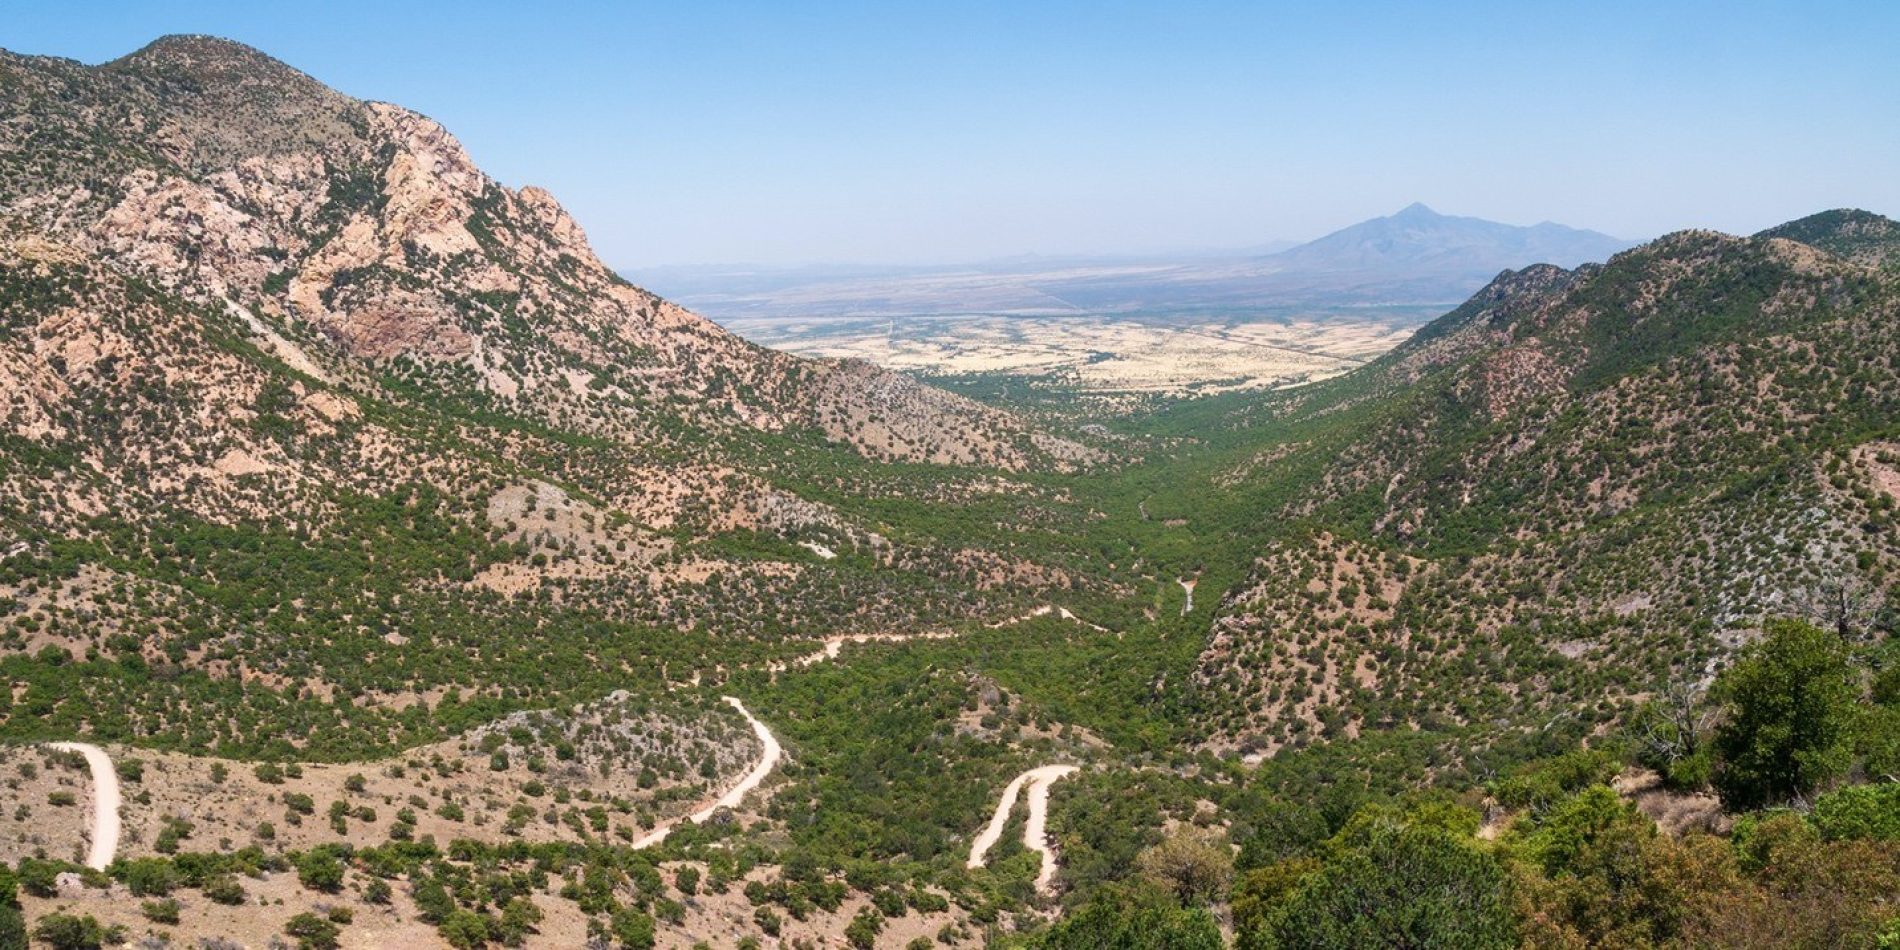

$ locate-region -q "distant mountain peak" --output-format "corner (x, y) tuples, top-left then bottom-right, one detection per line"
(1266, 206), (1632, 278)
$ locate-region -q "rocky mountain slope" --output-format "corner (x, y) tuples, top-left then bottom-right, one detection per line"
(0, 35), (1087, 472)
(0, 36), (1101, 758)
(1183, 210), (1900, 753)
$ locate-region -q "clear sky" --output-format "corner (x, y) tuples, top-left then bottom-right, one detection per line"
(7, 1), (1898, 268)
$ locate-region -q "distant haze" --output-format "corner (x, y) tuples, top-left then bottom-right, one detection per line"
(645, 204), (1636, 321)
(8, 1), (1899, 266)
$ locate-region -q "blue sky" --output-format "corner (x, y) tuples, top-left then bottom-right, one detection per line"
(7, 1), (1898, 268)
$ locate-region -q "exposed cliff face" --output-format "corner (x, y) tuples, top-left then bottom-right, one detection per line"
(0, 34), (1082, 471)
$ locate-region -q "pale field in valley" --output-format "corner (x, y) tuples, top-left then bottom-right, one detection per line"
(728, 313), (1422, 393)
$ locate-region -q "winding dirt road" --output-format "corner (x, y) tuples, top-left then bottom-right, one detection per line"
(633, 696), (780, 849)
(774, 631), (960, 672)
(966, 764), (1079, 892)
(30, 609), (1094, 891)
(690, 697), (781, 821)
(46, 742), (120, 870)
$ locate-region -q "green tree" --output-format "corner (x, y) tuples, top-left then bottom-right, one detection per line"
(1272, 826), (1517, 950)
(1032, 882), (1223, 950)
(1508, 785), (1692, 947)
(1711, 620), (1856, 809)
(1232, 857), (1321, 950)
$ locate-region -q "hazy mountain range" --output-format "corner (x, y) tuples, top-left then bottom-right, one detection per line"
(637, 203), (1635, 320)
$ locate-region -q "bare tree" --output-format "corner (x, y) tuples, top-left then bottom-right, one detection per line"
(1796, 574), (1884, 644)
(1637, 680), (1716, 772)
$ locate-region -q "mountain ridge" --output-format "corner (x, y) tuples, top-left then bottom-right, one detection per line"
(1179, 211), (1900, 751)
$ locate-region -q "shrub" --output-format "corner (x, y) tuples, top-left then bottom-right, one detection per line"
(437, 910), (490, 949)
(1808, 782), (1900, 841)
(203, 873), (246, 905)
(18, 858), (70, 897)
(140, 898), (181, 924)
(1234, 797), (1330, 871)
(610, 907), (655, 949)
(412, 877), (455, 923)
(1233, 857), (1322, 949)
(117, 857), (179, 897)
(1136, 831), (1235, 907)
(0, 903), (22, 950)
(295, 849), (346, 892)
(32, 914), (114, 950)
(844, 907), (883, 950)
(1489, 748), (1620, 814)
(1512, 785), (1648, 877)
(907, 888), (949, 914)
(284, 911), (340, 950)
(497, 897), (542, 943)
(1032, 882), (1222, 950)
(1271, 826), (1516, 949)
(363, 877), (394, 904)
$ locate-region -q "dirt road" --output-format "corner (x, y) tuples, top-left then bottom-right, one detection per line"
(47, 742), (120, 870)
(633, 696), (781, 849)
(966, 764), (1080, 892)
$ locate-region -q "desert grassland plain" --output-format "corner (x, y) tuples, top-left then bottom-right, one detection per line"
(727, 312), (1422, 393)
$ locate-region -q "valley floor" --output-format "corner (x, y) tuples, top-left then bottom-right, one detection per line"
(726, 312), (1421, 394)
